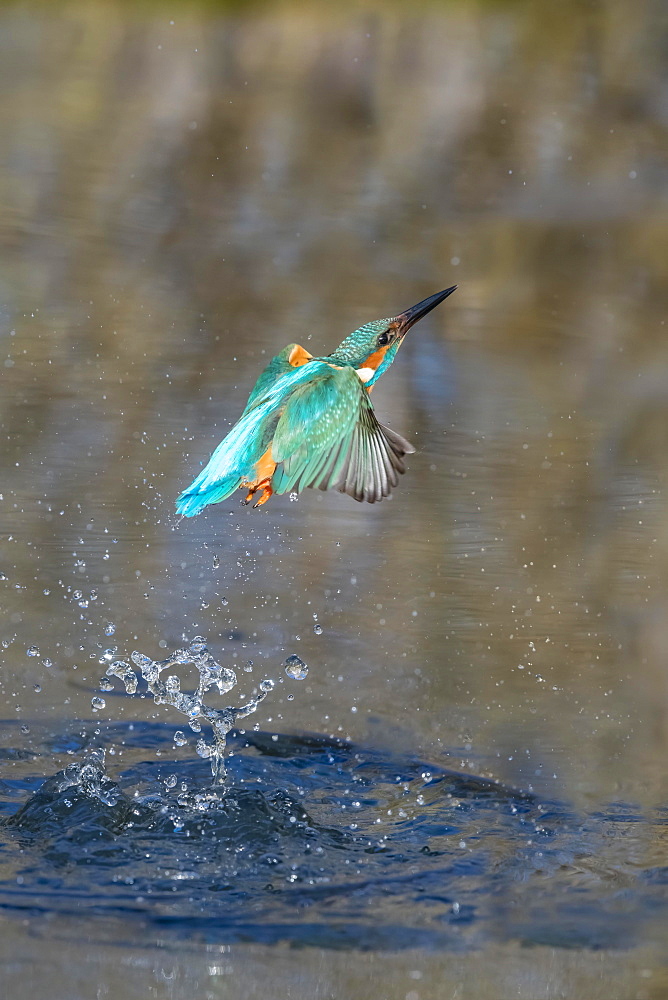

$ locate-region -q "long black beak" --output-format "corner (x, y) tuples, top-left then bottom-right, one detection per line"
(397, 286), (457, 335)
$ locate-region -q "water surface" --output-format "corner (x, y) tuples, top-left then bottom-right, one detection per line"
(1, 1), (667, 997)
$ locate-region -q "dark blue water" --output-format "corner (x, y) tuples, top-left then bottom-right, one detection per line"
(1, 721), (665, 952)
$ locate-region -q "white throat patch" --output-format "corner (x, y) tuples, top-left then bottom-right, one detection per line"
(355, 367), (374, 383)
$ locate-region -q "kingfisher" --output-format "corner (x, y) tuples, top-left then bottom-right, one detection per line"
(176, 286), (456, 516)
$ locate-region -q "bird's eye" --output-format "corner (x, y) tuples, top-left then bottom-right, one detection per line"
(377, 330), (391, 347)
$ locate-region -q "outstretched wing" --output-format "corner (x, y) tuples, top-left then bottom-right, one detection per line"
(270, 365), (415, 503)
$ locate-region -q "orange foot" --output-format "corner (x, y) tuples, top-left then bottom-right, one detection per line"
(252, 482), (273, 507)
(241, 478), (273, 508)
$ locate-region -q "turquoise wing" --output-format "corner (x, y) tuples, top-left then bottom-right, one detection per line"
(271, 366), (415, 503)
(242, 344), (313, 415)
(175, 354), (318, 517)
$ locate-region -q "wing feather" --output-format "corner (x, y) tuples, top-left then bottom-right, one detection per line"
(270, 365), (415, 503)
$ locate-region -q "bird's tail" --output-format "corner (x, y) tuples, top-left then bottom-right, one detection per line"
(175, 475), (241, 517)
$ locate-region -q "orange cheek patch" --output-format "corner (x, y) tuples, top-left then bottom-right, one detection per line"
(362, 344), (390, 371)
(288, 344), (313, 367)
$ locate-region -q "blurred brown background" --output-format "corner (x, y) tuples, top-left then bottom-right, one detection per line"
(0, 1), (667, 993)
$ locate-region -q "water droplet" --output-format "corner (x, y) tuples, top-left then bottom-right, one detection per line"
(196, 738), (212, 758)
(212, 554), (220, 569)
(26, 645), (40, 657)
(164, 773), (178, 788)
(73, 590), (83, 600)
(99, 677), (114, 692)
(42, 658), (53, 668)
(42, 588), (50, 596)
(91, 696), (106, 711)
(289, 492), (299, 502)
(104, 623), (116, 636)
(0, 573), (7, 581)
(284, 655), (308, 680)
(78, 599), (89, 608)
(33, 683), (41, 693)
(20, 724), (30, 735)
(220, 597), (229, 607)
(260, 678), (275, 693)
(244, 659), (254, 672)
(173, 731), (188, 746)
(313, 624), (323, 635)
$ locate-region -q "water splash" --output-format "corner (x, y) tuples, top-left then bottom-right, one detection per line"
(105, 637), (274, 782)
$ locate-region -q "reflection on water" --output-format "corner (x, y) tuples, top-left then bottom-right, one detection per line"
(0, 0), (667, 996)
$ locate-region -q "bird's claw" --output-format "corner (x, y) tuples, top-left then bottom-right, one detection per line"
(252, 484), (273, 507)
(240, 479), (272, 507)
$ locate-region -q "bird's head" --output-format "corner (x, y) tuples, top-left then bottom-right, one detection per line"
(329, 286), (457, 386)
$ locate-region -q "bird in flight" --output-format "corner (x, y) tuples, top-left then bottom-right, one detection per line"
(176, 286), (456, 516)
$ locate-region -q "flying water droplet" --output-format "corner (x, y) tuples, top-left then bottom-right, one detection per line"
(91, 696), (106, 711)
(260, 678), (275, 693)
(26, 645), (40, 657)
(212, 554), (220, 569)
(313, 624), (323, 635)
(173, 731), (188, 747)
(99, 677), (114, 692)
(284, 655), (308, 680)
(289, 492), (299, 502)
(33, 683), (41, 693)
(104, 623), (116, 636)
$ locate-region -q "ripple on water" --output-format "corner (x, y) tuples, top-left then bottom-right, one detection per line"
(1, 723), (666, 951)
